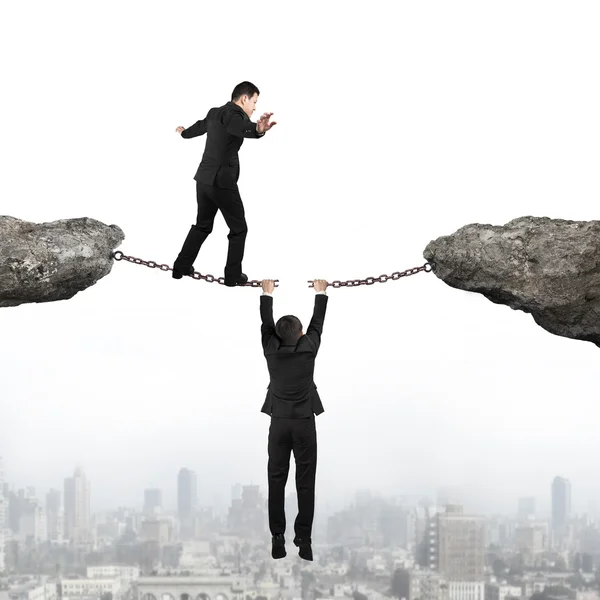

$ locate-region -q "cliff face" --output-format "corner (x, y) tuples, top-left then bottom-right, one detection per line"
(4, 213), (600, 349)
(0, 216), (124, 307)
(424, 216), (600, 347)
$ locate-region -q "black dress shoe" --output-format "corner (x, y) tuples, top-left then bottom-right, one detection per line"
(271, 534), (286, 559)
(172, 265), (195, 279)
(293, 537), (313, 561)
(224, 273), (248, 287)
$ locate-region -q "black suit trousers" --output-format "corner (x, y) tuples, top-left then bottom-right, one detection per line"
(267, 416), (317, 541)
(174, 181), (247, 280)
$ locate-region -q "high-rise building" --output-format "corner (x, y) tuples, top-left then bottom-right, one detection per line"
(227, 484), (266, 537)
(551, 477), (571, 532)
(514, 523), (547, 565)
(7, 490), (29, 533)
(19, 502), (47, 543)
(177, 469), (197, 538)
(436, 505), (485, 580)
(143, 488), (162, 516)
(64, 466), (91, 545)
(517, 497), (536, 520)
(46, 489), (63, 544)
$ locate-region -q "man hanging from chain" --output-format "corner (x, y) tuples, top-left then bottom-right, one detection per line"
(259, 278), (329, 561)
(172, 81), (276, 286)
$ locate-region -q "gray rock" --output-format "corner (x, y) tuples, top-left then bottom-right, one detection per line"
(0, 216), (124, 307)
(423, 216), (600, 347)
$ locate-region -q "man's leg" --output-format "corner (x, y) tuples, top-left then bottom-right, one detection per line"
(267, 418), (293, 536)
(173, 182), (218, 273)
(291, 417), (318, 543)
(211, 187), (248, 283)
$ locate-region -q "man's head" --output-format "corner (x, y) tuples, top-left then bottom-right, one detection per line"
(276, 315), (304, 345)
(231, 81), (260, 118)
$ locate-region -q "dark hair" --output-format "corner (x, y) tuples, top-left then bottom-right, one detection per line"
(276, 315), (303, 344)
(231, 81), (260, 101)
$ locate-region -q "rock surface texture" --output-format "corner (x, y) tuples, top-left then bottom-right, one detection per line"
(423, 216), (600, 347)
(0, 216), (124, 307)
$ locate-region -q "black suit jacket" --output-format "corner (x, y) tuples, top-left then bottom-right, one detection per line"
(181, 101), (265, 190)
(260, 294), (328, 418)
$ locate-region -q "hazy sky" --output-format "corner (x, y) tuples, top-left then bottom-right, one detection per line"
(1, 1), (599, 517)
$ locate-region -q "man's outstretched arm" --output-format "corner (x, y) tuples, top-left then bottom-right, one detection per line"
(176, 119), (207, 138)
(305, 279), (329, 353)
(260, 279), (277, 350)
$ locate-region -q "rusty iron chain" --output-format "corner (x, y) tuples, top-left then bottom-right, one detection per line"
(307, 262), (432, 288)
(112, 251), (279, 287)
(112, 251), (432, 288)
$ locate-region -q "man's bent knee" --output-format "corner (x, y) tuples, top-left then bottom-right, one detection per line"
(193, 223), (213, 234)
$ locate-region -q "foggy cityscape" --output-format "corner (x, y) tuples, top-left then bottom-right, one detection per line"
(2, 457), (600, 600)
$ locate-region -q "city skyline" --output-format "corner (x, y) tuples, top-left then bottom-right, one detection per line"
(0, 456), (593, 521)
(3, 463), (600, 600)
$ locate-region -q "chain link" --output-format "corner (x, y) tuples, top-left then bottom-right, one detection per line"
(112, 251), (278, 287)
(307, 262), (432, 288)
(112, 251), (432, 289)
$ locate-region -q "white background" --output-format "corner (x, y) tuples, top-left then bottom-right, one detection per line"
(1, 1), (598, 516)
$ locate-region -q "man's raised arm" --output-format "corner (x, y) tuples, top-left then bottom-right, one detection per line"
(225, 111), (276, 139)
(260, 279), (277, 350)
(305, 279), (329, 353)
(225, 112), (264, 139)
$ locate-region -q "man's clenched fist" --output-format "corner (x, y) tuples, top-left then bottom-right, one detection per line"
(262, 279), (276, 294)
(313, 279), (328, 292)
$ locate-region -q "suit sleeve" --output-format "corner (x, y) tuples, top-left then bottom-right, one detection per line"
(181, 119), (207, 139)
(260, 295), (277, 350)
(305, 295), (328, 353)
(225, 112), (265, 139)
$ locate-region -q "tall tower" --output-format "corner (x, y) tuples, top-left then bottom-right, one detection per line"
(551, 477), (571, 533)
(177, 468), (197, 537)
(64, 467), (91, 545)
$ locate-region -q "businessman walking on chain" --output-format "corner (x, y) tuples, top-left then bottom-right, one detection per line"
(259, 278), (329, 561)
(173, 81), (276, 286)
